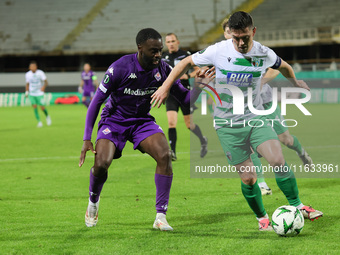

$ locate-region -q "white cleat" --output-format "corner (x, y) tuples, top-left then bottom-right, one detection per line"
(85, 199), (99, 227)
(260, 187), (272, 196)
(46, 115), (52, 126)
(300, 206), (323, 221)
(37, 121), (43, 128)
(258, 218), (273, 231)
(153, 213), (173, 231)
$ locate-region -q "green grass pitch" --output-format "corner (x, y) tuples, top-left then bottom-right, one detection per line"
(0, 103), (340, 254)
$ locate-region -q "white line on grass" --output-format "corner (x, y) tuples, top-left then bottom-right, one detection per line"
(1, 145), (339, 162)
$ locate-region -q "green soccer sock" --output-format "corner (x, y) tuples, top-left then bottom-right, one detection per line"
(34, 108), (40, 121)
(250, 152), (264, 183)
(42, 108), (48, 116)
(274, 162), (301, 206)
(241, 181), (266, 218)
(287, 135), (303, 155)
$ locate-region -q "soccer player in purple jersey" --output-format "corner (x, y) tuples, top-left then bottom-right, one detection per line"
(79, 28), (195, 231)
(79, 63), (98, 108)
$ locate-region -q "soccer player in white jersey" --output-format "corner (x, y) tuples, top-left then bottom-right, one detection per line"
(222, 20), (313, 196)
(25, 61), (51, 127)
(152, 11), (323, 230)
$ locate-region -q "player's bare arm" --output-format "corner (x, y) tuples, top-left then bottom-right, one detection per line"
(278, 59), (310, 90)
(25, 82), (29, 97)
(41, 79), (48, 92)
(151, 55), (195, 108)
(261, 68), (280, 89)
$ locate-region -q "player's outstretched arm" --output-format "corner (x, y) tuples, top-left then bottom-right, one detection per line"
(278, 60), (310, 90)
(261, 68), (280, 89)
(79, 140), (96, 167)
(151, 55), (195, 108)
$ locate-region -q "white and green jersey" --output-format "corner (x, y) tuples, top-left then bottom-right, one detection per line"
(261, 83), (273, 104)
(192, 39), (281, 129)
(25, 69), (47, 96)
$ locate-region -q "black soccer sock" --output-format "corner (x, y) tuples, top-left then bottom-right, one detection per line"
(168, 128), (177, 153)
(190, 125), (205, 144)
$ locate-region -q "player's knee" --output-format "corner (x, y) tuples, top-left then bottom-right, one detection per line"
(242, 177), (257, 186)
(168, 121), (176, 128)
(157, 149), (172, 164)
(268, 155), (285, 168)
(280, 136), (292, 147)
(94, 158), (111, 173)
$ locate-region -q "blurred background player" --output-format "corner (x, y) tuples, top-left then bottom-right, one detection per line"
(25, 61), (52, 127)
(79, 63), (99, 108)
(162, 33), (208, 160)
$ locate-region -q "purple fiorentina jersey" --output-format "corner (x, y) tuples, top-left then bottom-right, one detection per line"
(83, 53), (190, 140)
(81, 70), (96, 92)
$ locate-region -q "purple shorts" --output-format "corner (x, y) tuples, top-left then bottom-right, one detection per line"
(96, 117), (164, 159)
(83, 89), (95, 98)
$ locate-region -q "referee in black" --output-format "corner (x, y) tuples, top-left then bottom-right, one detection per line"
(162, 33), (208, 161)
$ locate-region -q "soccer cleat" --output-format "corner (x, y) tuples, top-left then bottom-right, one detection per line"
(85, 199), (99, 227)
(298, 148), (313, 166)
(37, 121), (43, 128)
(300, 206), (323, 221)
(170, 150), (177, 161)
(258, 218), (273, 231)
(46, 115), (52, 126)
(260, 187), (272, 196)
(153, 213), (173, 231)
(200, 136), (208, 158)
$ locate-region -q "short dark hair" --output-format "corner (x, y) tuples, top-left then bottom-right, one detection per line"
(227, 11), (254, 30)
(136, 28), (162, 45)
(29, 60), (37, 66)
(165, 33), (178, 40)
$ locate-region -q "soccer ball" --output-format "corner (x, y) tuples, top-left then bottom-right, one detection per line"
(271, 205), (304, 237)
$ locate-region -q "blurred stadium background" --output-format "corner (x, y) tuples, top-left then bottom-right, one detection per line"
(1, 0), (340, 106)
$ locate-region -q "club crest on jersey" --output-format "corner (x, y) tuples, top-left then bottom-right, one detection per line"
(251, 57), (264, 67)
(154, 72), (161, 81)
(227, 72), (253, 87)
(102, 128), (111, 135)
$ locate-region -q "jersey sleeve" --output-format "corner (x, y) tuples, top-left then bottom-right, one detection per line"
(266, 48), (281, 69)
(25, 73), (29, 83)
(191, 45), (217, 67)
(170, 79), (190, 106)
(83, 65), (119, 141)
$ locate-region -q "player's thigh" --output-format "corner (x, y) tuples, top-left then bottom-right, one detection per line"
(216, 127), (252, 166)
(94, 139), (116, 169)
(250, 120), (284, 166)
(167, 111), (178, 128)
(139, 132), (170, 162)
(257, 139), (285, 166)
